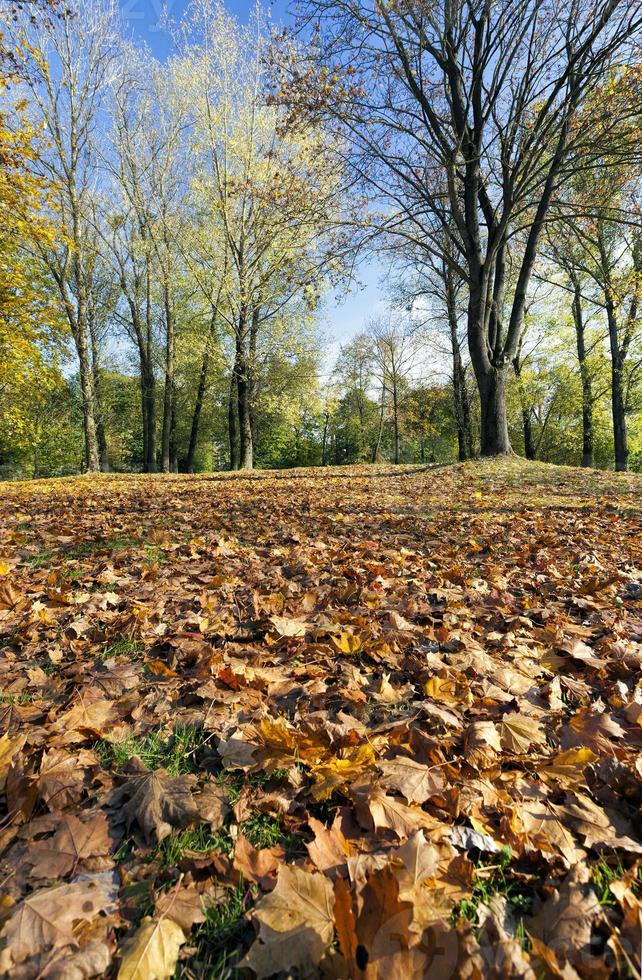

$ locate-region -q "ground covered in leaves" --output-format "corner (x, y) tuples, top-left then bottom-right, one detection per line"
(0, 459), (641, 979)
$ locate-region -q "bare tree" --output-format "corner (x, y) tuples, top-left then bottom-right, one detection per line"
(368, 318), (418, 464)
(284, 0), (642, 456)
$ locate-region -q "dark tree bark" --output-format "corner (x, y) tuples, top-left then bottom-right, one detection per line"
(372, 387), (386, 463)
(187, 311), (218, 474)
(228, 366), (240, 471)
(88, 303), (109, 472)
(512, 347), (535, 460)
(598, 227), (638, 473)
(445, 263), (473, 460)
(321, 409), (330, 465)
(570, 275), (594, 468)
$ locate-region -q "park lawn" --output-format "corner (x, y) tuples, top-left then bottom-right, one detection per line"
(0, 458), (641, 977)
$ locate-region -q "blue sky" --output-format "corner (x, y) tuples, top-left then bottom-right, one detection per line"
(117, 0), (386, 362)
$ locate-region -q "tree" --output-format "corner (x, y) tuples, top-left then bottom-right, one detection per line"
(0, 69), (67, 470)
(176, 0), (345, 470)
(18, 0), (119, 471)
(368, 318), (418, 464)
(283, 0), (642, 456)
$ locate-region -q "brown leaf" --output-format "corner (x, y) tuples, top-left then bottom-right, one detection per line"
(307, 815), (352, 875)
(527, 863), (600, 969)
(242, 865), (334, 977)
(500, 713), (547, 755)
(194, 782), (230, 830)
(377, 756), (445, 804)
(464, 721), (502, 771)
(28, 812), (112, 879)
(123, 759), (199, 844)
(366, 785), (442, 840)
(233, 833), (284, 890)
(0, 877), (117, 966)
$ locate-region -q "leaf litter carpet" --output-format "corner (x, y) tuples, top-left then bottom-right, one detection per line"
(0, 460), (641, 978)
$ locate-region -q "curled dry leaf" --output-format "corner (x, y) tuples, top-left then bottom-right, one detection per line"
(500, 714), (547, 755)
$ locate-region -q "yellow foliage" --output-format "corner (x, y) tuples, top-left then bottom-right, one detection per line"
(0, 72), (67, 453)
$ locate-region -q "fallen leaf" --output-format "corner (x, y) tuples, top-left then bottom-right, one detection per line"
(118, 916), (186, 980)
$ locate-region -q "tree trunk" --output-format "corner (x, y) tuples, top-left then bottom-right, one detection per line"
(228, 359), (240, 471)
(88, 311), (109, 472)
(186, 309), (217, 473)
(161, 285), (175, 473)
(372, 388), (385, 463)
(75, 323), (100, 473)
(605, 300), (628, 472)
(186, 347), (209, 474)
(392, 384), (400, 464)
(512, 352), (535, 460)
(321, 410), (330, 466)
(446, 267), (472, 461)
(476, 364), (512, 457)
(571, 279), (593, 468)
(237, 355), (253, 470)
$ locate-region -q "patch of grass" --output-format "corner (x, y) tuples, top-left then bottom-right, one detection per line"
(24, 550), (53, 569)
(101, 636), (145, 661)
(175, 882), (250, 980)
(591, 858), (627, 907)
(452, 848), (534, 930)
(0, 691), (32, 704)
(157, 824), (232, 866)
(96, 723), (206, 775)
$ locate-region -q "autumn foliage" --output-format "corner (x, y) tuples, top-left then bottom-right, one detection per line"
(0, 459), (641, 976)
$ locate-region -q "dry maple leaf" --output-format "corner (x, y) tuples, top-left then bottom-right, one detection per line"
(377, 756), (445, 805)
(55, 695), (119, 739)
(356, 865), (426, 978)
(233, 833), (284, 891)
(123, 759), (199, 844)
(28, 812), (112, 879)
(0, 732), (26, 790)
(500, 713), (547, 755)
(464, 720), (502, 771)
(559, 707), (626, 753)
(242, 865), (334, 977)
(194, 782), (230, 830)
(0, 877), (117, 966)
(307, 815), (352, 875)
(268, 615), (308, 638)
(310, 743), (376, 801)
(366, 785), (443, 840)
(553, 792), (642, 854)
(117, 916), (186, 980)
(527, 863), (601, 969)
(154, 881), (220, 932)
(37, 749), (92, 810)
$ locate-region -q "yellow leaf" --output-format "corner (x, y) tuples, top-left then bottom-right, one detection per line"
(118, 916), (185, 980)
(0, 733), (26, 790)
(332, 632), (363, 655)
(310, 743), (375, 800)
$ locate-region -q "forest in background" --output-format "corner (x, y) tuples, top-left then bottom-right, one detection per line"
(0, 0), (641, 478)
